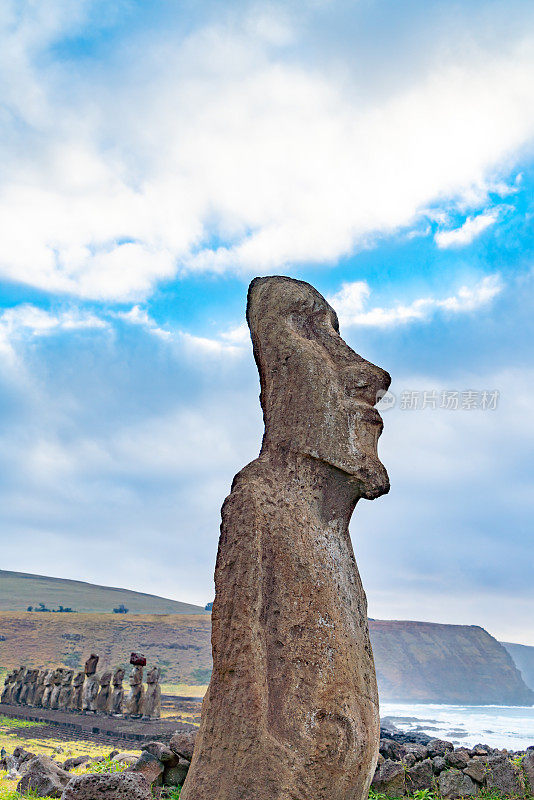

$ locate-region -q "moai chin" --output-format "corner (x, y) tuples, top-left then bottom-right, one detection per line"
(143, 666), (161, 720)
(111, 667), (125, 716)
(32, 670), (48, 707)
(82, 654), (100, 713)
(96, 670), (112, 714)
(69, 671), (85, 712)
(58, 669), (74, 710)
(181, 277), (390, 800)
(50, 668), (65, 709)
(41, 670), (55, 708)
(125, 665), (145, 718)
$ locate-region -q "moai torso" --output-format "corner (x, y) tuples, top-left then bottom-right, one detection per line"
(96, 670), (112, 714)
(111, 667), (125, 716)
(125, 665), (145, 717)
(82, 654), (100, 713)
(32, 670), (47, 707)
(20, 669), (38, 705)
(12, 668), (27, 704)
(69, 671), (85, 711)
(1, 670), (15, 703)
(58, 670), (74, 709)
(50, 668), (65, 709)
(41, 670), (55, 707)
(143, 666), (161, 720)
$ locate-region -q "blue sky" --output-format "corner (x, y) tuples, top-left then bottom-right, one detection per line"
(1, 0), (533, 644)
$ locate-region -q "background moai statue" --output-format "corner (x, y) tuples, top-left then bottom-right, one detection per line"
(50, 668), (65, 709)
(41, 669), (55, 707)
(11, 667), (27, 704)
(1, 670), (15, 703)
(19, 669), (39, 705)
(96, 670), (112, 714)
(32, 670), (47, 707)
(125, 653), (146, 718)
(143, 665), (161, 720)
(69, 671), (85, 711)
(58, 669), (74, 710)
(111, 667), (125, 716)
(82, 654), (100, 713)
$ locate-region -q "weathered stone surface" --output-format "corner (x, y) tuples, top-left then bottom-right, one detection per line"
(96, 670), (112, 714)
(427, 738), (454, 758)
(32, 670), (48, 707)
(111, 667), (125, 715)
(439, 769), (478, 798)
(432, 755), (447, 775)
(19, 668), (39, 704)
(180, 276), (391, 800)
(41, 670), (54, 708)
(82, 654), (100, 713)
(163, 761), (189, 787)
(406, 758), (433, 792)
(11, 746), (36, 770)
(169, 730), (196, 762)
(141, 741), (177, 764)
(523, 749), (534, 790)
(125, 665), (144, 717)
(143, 666), (161, 720)
(404, 743), (428, 762)
(447, 747), (470, 769)
(380, 739), (406, 761)
(1, 670), (15, 702)
(463, 758), (486, 784)
(58, 670), (74, 710)
(484, 754), (523, 796)
(371, 759), (405, 797)
(50, 668), (65, 709)
(112, 753), (138, 766)
(61, 772), (152, 800)
(127, 751), (164, 785)
(17, 754), (72, 797)
(63, 756), (91, 772)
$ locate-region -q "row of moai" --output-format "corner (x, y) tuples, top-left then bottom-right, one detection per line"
(1, 652), (161, 720)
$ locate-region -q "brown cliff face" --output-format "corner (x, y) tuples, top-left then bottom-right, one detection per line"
(180, 277), (390, 800)
(370, 621), (534, 705)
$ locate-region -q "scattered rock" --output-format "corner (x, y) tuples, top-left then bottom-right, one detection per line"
(484, 755), (523, 796)
(432, 756), (447, 775)
(406, 758), (433, 792)
(141, 741), (177, 764)
(404, 743), (428, 762)
(463, 758), (487, 784)
(380, 739), (406, 762)
(427, 739), (454, 758)
(371, 759), (406, 797)
(169, 730), (196, 762)
(127, 751), (164, 786)
(447, 747), (470, 769)
(471, 744), (491, 756)
(523, 749), (534, 790)
(111, 753), (138, 766)
(439, 768), (478, 798)
(63, 756), (91, 772)
(17, 754), (72, 798)
(163, 761), (189, 787)
(61, 772), (152, 799)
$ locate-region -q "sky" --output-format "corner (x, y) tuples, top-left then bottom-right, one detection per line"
(1, 0), (533, 645)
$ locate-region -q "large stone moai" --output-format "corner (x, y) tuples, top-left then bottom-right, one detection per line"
(96, 670), (112, 714)
(1, 670), (15, 703)
(41, 670), (55, 708)
(11, 667), (27, 704)
(32, 670), (48, 707)
(69, 671), (85, 711)
(82, 654), (100, 713)
(50, 668), (65, 709)
(19, 669), (39, 705)
(125, 653), (146, 718)
(181, 277), (390, 800)
(58, 669), (74, 709)
(143, 665), (161, 720)
(111, 667), (125, 716)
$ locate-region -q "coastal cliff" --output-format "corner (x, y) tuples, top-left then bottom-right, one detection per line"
(370, 620), (534, 705)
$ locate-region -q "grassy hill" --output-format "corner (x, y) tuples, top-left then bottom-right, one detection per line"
(0, 570), (207, 615)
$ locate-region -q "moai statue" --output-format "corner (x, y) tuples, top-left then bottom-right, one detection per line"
(11, 667), (27, 704)
(31, 670), (47, 707)
(41, 669), (55, 708)
(143, 666), (161, 720)
(69, 671), (85, 711)
(96, 670), (112, 714)
(111, 667), (125, 716)
(125, 653), (146, 718)
(181, 277), (391, 800)
(1, 670), (15, 703)
(19, 669), (39, 705)
(58, 669), (74, 709)
(50, 668), (65, 709)
(82, 654), (100, 713)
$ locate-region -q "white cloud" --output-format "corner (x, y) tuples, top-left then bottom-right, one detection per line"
(329, 274), (503, 328)
(117, 305), (171, 339)
(0, 3), (534, 298)
(435, 210), (500, 248)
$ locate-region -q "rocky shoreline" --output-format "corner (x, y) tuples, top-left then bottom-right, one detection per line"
(375, 724), (534, 798)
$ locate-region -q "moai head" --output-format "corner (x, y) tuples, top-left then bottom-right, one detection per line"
(85, 654), (99, 675)
(28, 669), (39, 684)
(61, 669), (74, 686)
(99, 670), (112, 687)
(72, 671), (85, 687)
(43, 669), (55, 687)
(129, 665), (143, 686)
(112, 667), (125, 687)
(52, 668), (64, 685)
(247, 276), (391, 499)
(36, 670), (47, 687)
(146, 666), (161, 684)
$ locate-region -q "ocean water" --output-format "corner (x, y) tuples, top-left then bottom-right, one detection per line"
(380, 702), (534, 751)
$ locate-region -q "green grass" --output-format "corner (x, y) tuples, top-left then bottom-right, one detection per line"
(0, 717), (43, 731)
